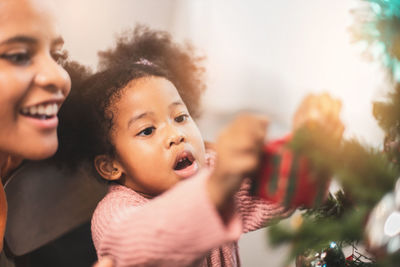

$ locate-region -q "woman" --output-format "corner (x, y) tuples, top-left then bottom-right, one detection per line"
(0, 0), (70, 249)
(0, 0), (111, 266)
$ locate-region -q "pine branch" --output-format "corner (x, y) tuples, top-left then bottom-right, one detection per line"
(268, 126), (400, 265)
(290, 126), (399, 207)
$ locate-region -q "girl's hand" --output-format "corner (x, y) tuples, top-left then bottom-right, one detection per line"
(0, 183), (6, 251)
(293, 93), (344, 139)
(208, 113), (268, 211)
(93, 257), (113, 267)
(204, 141), (216, 152)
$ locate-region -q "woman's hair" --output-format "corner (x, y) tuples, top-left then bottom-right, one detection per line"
(54, 25), (206, 172)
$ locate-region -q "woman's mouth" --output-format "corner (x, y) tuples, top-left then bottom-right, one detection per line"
(20, 102), (59, 120)
(19, 102), (60, 130)
(173, 151), (199, 178)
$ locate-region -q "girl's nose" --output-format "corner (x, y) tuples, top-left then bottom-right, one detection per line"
(34, 54), (71, 97)
(165, 126), (185, 148)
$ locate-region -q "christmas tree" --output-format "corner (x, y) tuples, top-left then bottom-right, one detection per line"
(265, 1), (400, 266)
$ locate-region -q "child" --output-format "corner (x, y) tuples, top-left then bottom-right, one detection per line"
(60, 26), (342, 267)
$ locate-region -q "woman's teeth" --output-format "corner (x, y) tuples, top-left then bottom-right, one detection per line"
(20, 103), (59, 118)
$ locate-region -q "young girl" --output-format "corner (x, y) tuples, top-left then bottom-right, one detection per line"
(60, 26), (342, 266)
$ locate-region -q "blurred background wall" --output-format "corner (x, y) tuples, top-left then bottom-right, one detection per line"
(53, 0), (391, 266)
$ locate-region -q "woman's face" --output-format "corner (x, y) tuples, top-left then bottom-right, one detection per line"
(0, 0), (71, 160)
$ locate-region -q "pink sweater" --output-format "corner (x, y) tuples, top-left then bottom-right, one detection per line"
(91, 168), (287, 267)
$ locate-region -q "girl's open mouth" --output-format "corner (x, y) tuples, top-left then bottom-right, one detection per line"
(173, 151), (198, 178)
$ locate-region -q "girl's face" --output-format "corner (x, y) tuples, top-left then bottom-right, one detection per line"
(106, 76), (206, 196)
(0, 0), (71, 160)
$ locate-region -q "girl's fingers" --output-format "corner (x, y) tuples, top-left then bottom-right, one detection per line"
(228, 153), (260, 176)
(93, 258), (113, 267)
(293, 93), (344, 135)
(333, 99), (342, 119)
(318, 94), (331, 116)
(333, 122), (345, 140)
(204, 141), (216, 151)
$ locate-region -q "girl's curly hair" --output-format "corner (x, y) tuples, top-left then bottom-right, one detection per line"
(54, 25), (206, 171)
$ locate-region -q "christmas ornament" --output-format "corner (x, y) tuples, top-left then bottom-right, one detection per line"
(253, 135), (329, 208)
(295, 242), (346, 267)
(365, 178), (400, 257)
(344, 245), (376, 267)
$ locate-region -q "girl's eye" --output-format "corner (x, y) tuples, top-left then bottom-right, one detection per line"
(137, 127), (156, 136)
(0, 52), (31, 66)
(175, 114), (189, 123)
(51, 50), (68, 65)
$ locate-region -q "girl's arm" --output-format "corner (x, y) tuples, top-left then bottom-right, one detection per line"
(92, 169), (242, 267)
(235, 178), (291, 233)
(206, 149), (290, 233)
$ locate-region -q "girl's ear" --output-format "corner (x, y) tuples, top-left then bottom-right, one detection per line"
(94, 155), (123, 181)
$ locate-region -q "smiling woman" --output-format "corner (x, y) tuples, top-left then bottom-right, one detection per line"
(0, 0), (71, 255)
(0, 0), (71, 162)
(0, 1), (115, 267)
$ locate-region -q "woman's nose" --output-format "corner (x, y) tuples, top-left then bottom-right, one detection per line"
(34, 54), (71, 97)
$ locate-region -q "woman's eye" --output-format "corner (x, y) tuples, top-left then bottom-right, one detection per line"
(137, 127), (155, 136)
(51, 50), (67, 65)
(0, 52), (31, 66)
(175, 114), (188, 123)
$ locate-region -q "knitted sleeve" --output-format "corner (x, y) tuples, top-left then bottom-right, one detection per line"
(206, 150), (291, 233)
(234, 179), (292, 233)
(91, 169), (242, 267)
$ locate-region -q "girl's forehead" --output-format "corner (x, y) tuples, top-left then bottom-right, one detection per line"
(124, 77), (182, 102)
(114, 77), (184, 113)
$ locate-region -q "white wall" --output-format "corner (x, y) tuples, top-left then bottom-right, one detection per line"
(54, 0), (177, 69)
(54, 1), (391, 266)
(171, 0), (389, 146)
(55, 0), (389, 145)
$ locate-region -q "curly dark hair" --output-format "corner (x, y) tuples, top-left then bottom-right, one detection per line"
(54, 25), (206, 171)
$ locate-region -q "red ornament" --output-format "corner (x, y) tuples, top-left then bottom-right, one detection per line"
(346, 255), (354, 262)
(254, 135), (329, 208)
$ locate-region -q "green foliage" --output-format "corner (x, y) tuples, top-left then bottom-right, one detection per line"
(373, 84), (400, 134)
(268, 126), (400, 266)
(269, 196), (368, 261)
(290, 126), (399, 207)
(267, 1), (400, 265)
